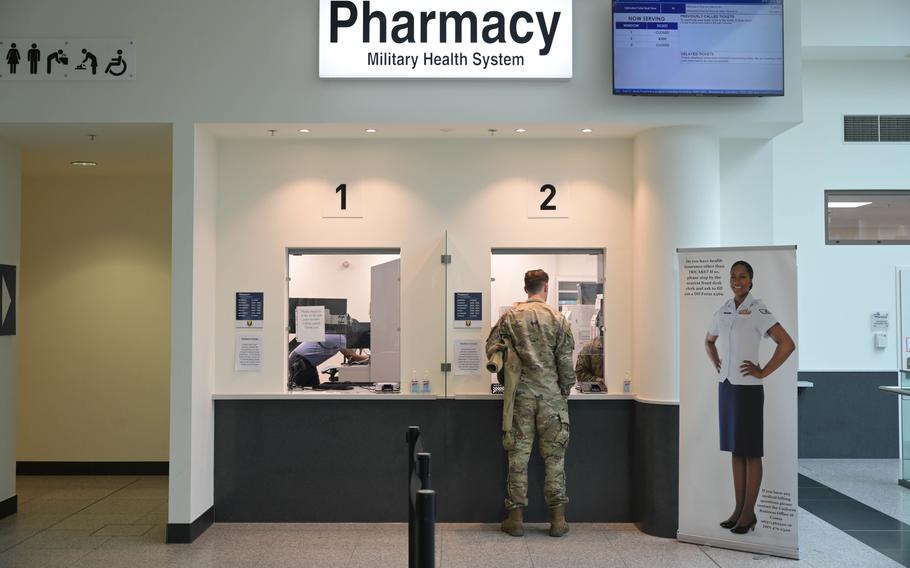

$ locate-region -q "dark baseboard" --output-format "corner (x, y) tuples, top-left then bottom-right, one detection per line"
(166, 506), (214, 543)
(0, 495), (16, 520)
(16, 462), (169, 476)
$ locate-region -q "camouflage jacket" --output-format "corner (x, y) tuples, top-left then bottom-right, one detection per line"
(574, 336), (605, 385)
(486, 299), (575, 429)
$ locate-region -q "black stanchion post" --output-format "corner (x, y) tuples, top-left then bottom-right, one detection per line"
(417, 489), (436, 568)
(417, 452), (431, 490)
(407, 426), (421, 568)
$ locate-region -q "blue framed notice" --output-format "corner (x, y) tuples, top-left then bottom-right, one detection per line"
(454, 292), (482, 328)
(235, 292), (264, 328)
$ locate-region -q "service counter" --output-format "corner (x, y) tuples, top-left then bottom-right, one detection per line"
(213, 393), (678, 536)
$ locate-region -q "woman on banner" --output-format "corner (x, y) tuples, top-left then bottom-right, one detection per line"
(704, 260), (795, 535)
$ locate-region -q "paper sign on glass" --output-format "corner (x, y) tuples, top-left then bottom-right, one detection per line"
(296, 306), (325, 343)
(234, 335), (263, 372)
(454, 340), (483, 376)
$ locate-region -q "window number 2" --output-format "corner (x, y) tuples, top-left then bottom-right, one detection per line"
(336, 184), (347, 210)
(540, 184), (557, 211)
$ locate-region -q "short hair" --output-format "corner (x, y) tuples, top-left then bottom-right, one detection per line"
(524, 269), (549, 294)
(730, 260), (754, 290)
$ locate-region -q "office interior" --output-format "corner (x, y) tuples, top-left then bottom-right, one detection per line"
(0, 1), (909, 566)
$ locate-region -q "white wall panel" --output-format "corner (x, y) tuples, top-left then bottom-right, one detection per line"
(772, 61), (910, 371)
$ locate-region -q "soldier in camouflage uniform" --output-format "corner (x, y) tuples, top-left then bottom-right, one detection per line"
(575, 336), (606, 389)
(488, 269), (575, 538)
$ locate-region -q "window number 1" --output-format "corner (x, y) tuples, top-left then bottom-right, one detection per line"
(336, 184), (347, 210)
(540, 184), (557, 211)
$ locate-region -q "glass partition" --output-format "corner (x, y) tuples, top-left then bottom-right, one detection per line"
(445, 246), (605, 397)
(286, 248), (401, 392)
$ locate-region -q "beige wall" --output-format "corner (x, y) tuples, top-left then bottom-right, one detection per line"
(214, 139), (632, 396)
(17, 175), (171, 461)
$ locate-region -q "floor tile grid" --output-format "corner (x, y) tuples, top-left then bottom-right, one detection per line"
(0, 476), (156, 568)
(798, 473), (910, 568)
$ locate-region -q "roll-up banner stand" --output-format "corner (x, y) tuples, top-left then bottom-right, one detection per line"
(677, 246), (799, 560)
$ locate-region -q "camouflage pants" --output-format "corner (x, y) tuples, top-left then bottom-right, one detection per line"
(503, 386), (570, 510)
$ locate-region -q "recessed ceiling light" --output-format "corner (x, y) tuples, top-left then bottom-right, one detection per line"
(365, 128), (377, 133)
(298, 128), (310, 133)
(827, 202), (872, 208)
(70, 161), (97, 167)
(581, 128), (593, 134)
(515, 128), (527, 133)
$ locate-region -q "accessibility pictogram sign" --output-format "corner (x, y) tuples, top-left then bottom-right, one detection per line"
(1, 39), (135, 80)
(0, 265), (15, 336)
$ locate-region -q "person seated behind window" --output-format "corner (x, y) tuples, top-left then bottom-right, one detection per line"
(574, 336), (606, 390)
(288, 334), (369, 388)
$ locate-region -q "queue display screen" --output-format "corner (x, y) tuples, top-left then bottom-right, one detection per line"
(613, 0), (784, 96)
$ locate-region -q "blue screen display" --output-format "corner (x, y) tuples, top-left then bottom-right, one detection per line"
(612, 0), (784, 96)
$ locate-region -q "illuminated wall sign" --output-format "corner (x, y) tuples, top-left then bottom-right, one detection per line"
(319, 0), (572, 78)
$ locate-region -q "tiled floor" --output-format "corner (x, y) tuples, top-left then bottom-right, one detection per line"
(0, 462), (906, 567)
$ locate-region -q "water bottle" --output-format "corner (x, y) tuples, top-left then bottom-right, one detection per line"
(623, 372), (631, 394)
(410, 370), (419, 393)
(421, 370), (431, 393)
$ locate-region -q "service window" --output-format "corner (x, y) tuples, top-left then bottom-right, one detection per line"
(287, 248), (400, 392)
(490, 248), (606, 392)
(826, 190), (910, 245)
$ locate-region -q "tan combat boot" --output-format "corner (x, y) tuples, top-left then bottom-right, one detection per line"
(549, 505), (569, 537)
(500, 507), (524, 536)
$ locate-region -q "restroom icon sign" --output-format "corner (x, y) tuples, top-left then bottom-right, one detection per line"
(0, 264), (16, 336)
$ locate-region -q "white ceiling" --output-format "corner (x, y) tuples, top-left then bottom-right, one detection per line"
(0, 123), (172, 177)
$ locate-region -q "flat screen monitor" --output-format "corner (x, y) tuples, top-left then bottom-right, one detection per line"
(612, 0), (784, 96)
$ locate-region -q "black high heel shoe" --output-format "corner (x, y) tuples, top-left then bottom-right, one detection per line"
(730, 515), (757, 534)
(719, 519), (737, 529)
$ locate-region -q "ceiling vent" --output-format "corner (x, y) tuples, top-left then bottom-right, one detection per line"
(844, 115), (910, 143)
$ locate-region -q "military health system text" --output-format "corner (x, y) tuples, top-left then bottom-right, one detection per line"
(329, 1), (564, 70)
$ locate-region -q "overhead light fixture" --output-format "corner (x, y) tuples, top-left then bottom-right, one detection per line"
(827, 202), (872, 208)
(515, 128), (527, 133)
(298, 128), (310, 133)
(365, 128), (377, 133)
(70, 161), (97, 167)
(581, 128), (593, 134)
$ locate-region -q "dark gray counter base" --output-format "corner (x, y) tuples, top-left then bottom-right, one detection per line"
(214, 398), (679, 537)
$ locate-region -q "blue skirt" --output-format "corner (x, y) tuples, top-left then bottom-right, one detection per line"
(718, 379), (764, 457)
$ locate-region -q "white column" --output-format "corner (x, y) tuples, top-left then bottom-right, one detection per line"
(633, 127), (720, 403)
(168, 123), (217, 528)
(0, 140), (21, 509)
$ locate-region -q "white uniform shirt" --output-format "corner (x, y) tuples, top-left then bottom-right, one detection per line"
(708, 293), (778, 386)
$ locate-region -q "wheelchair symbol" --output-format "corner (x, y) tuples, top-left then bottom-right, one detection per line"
(104, 49), (127, 77)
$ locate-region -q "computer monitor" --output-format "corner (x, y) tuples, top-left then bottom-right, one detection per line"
(346, 321), (371, 350)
